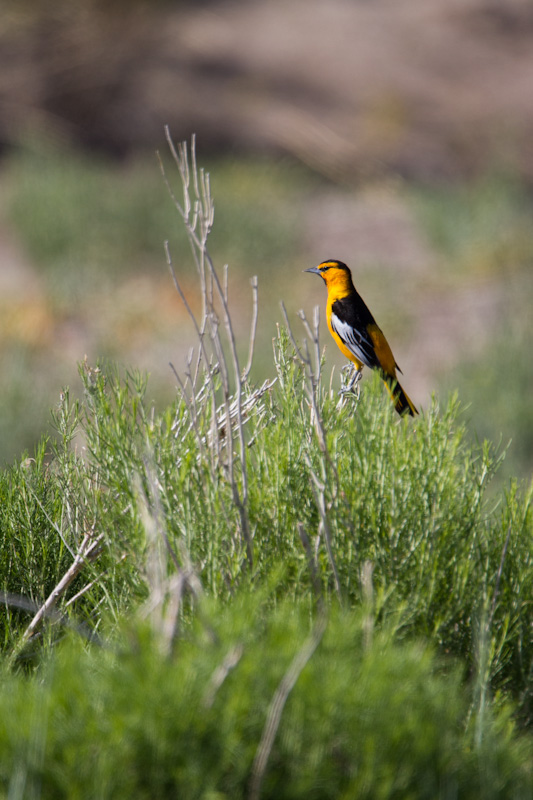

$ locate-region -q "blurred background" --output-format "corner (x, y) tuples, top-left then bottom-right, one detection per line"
(0, 0), (532, 483)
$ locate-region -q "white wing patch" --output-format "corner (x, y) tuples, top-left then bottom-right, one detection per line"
(330, 312), (376, 369)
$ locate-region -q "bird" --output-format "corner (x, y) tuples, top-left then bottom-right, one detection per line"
(305, 259), (417, 416)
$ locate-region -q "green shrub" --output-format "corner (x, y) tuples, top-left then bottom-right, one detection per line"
(2, 342), (530, 723)
(1, 141), (532, 797)
(0, 604), (530, 799)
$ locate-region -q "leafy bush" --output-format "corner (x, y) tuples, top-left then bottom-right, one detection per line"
(0, 139), (532, 797)
(0, 605), (531, 800)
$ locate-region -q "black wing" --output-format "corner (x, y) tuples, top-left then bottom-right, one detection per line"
(330, 293), (380, 370)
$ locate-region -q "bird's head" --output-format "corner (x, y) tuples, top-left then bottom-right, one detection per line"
(305, 260), (353, 291)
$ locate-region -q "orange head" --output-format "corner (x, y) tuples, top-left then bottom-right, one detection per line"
(305, 259), (355, 295)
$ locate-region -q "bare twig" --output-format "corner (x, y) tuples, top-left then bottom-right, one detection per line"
(243, 275), (259, 381)
(337, 364), (362, 411)
(206, 252), (254, 566)
(280, 301), (344, 604)
(165, 241), (221, 467)
(280, 302), (327, 451)
(304, 452), (343, 604)
(2, 591), (102, 651)
(249, 611), (328, 800)
(27, 485), (77, 560)
(162, 131), (261, 571)
(297, 522), (323, 606)
(137, 457), (206, 654)
(279, 301), (309, 367)
(64, 553), (127, 609)
(203, 643), (244, 709)
(21, 531), (104, 644)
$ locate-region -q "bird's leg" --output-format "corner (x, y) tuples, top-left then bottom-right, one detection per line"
(339, 364), (363, 399)
(346, 365), (362, 394)
(338, 365), (351, 396)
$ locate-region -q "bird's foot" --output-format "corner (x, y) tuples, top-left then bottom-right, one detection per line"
(338, 366), (362, 403)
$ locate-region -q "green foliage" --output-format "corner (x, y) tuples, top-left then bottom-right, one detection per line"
(0, 335), (531, 794)
(0, 605), (531, 799)
(1, 145), (533, 794)
(0, 439), (78, 648)
(1, 341), (531, 716)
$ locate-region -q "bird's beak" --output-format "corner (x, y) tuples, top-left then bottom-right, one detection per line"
(304, 266), (321, 275)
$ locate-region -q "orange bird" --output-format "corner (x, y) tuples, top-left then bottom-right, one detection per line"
(306, 259), (417, 416)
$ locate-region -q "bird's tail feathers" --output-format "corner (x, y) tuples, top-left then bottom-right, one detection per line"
(383, 375), (418, 417)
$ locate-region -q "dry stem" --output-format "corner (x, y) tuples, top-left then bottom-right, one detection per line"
(160, 131), (261, 569)
(21, 530), (104, 645)
(248, 611), (328, 800)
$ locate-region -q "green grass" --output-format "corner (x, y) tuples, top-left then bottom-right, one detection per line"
(0, 348), (532, 795)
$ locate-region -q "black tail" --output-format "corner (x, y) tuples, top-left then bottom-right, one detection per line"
(383, 375), (418, 417)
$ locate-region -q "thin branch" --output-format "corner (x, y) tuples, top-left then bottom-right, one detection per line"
(165, 242), (221, 465)
(156, 149), (186, 219)
(27, 485), (77, 560)
(203, 643), (244, 709)
(297, 522), (323, 607)
(243, 275), (259, 381)
(280, 301), (344, 602)
(163, 131), (260, 571)
(280, 301), (326, 451)
(21, 532), (104, 643)
(62, 553), (127, 611)
(297, 304), (322, 383)
(280, 301), (309, 365)
(304, 452), (343, 604)
(207, 253), (254, 567)
(249, 611), (328, 800)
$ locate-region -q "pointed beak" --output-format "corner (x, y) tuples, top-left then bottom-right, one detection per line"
(304, 266), (321, 275)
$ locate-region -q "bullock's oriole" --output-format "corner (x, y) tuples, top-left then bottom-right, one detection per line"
(306, 259), (418, 416)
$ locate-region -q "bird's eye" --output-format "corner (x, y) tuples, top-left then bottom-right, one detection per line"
(320, 266), (330, 272)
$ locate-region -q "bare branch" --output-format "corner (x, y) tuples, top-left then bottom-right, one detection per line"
(243, 275), (259, 381)
(280, 301), (344, 603)
(304, 451), (343, 604)
(297, 522), (323, 606)
(21, 530), (104, 644)
(163, 131), (271, 573)
(249, 611), (328, 800)
(203, 643), (244, 709)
